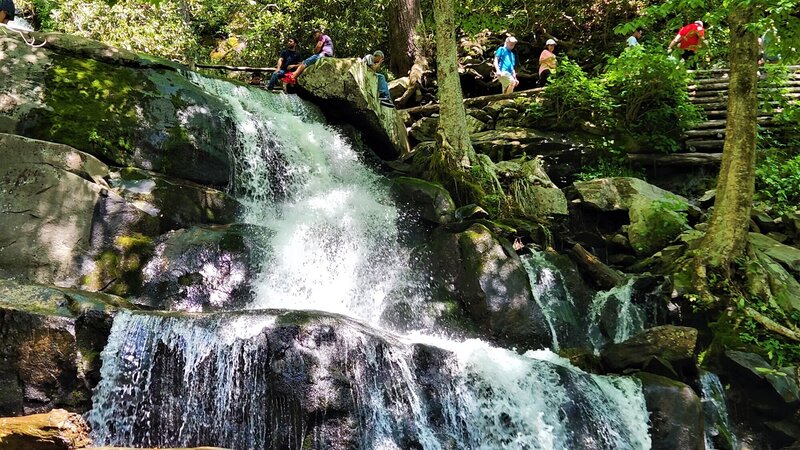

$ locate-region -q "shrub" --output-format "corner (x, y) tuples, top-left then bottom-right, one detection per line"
(541, 57), (613, 127)
(602, 45), (704, 153)
(755, 149), (800, 215)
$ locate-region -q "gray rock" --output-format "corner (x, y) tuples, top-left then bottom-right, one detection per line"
(409, 116), (438, 142)
(748, 233), (800, 274)
(627, 195), (690, 256)
(635, 372), (705, 450)
(572, 177), (690, 212)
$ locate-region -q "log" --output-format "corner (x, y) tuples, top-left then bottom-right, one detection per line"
(628, 152), (722, 166)
(744, 307), (800, 342)
(0, 409), (91, 450)
(684, 139), (726, 149)
(567, 244), (626, 290)
(399, 87), (544, 115)
(196, 63), (276, 72)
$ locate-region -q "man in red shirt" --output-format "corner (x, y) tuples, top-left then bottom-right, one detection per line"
(668, 20), (705, 67)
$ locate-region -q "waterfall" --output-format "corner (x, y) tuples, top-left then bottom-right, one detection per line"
(88, 73), (652, 449)
(700, 371), (739, 450)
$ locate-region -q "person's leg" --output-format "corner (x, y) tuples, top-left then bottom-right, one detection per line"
(499, 72), (511, 94)
(537, 70), (550, 87)
(268, 69), (285, 90)
(376, 73), (391, 100)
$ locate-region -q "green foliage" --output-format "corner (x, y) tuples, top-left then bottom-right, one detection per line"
(738, 299), (800, 366)
(603, 45), (703, 153)
(541, 57), (613, 127)
(755, 149), (800, 215)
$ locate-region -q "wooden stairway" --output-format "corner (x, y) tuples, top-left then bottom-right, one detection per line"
(683, 65), (800, 152)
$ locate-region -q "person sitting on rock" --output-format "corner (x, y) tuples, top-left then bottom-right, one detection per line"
(267, 37), (303, 91)
(537, 39), (557, 87)
(282, 30), (333, 85)
(627, 29), (643, 47)
(0, 0), (15, 24)
(362, 50), (394, 108)
(493, 36), (519, 94)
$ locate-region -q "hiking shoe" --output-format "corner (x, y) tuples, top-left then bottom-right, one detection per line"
(379, 98), (395, 108)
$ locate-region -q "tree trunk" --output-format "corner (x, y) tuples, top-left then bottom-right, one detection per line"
(433, 0), (475, 169)
(697, 7), (759, 274)
(387, 0), (423, 76)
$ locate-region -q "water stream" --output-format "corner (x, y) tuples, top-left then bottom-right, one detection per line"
(87, 72), (653, 449)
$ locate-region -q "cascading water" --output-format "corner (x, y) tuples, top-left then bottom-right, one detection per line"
(587, 279), (646, 352)
(700, 371), (739, 450)
(88, 72), (653, 449)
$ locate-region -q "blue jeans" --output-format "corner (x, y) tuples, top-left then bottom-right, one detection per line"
(267, 69), (286, 89)
(303, 53), (323, 66)
(376, 73), (391, 99)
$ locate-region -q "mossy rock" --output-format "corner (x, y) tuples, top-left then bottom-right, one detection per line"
(1, 31), (235, 184)
(601, 325), (698, 375)
(627, 195), (690, 256)
(634, 372), (705, 450)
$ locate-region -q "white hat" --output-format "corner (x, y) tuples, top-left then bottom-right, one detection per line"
(545, 38), (557, 46)
(506, 36), (518, 44)
(695, 20), (704, 27)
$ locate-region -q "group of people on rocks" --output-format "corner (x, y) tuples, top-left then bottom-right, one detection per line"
(267, 30), (395, 107)
(492, 20), (708, 94)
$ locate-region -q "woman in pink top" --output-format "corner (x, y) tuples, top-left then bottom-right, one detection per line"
(537, 39), (557, 87)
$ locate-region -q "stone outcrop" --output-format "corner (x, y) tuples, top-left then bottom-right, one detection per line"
(296, 58), (410, 159)
(724, 351), (800, 419)
(0, 31), (234, 184)
(0, 279), (130, 416)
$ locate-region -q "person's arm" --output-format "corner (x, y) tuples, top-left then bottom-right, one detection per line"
(667, 34), (681, 51)
(493, 55), (501, 75)
(0, 10), (7, 23)
(314, 38), (323, 55)
(275, 57), (284, 71)
(370, 59), (382, 71)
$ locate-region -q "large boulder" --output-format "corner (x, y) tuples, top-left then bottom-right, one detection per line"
(494, 157), (568, 220)
(0, 134), (157, 288)
(296, 58), (410, 159)
(0, 279), (130, 416)
(748, 233), (800, 274)
(572, 177), (690, 212)
(723, 351), (800, 419)
(0, 31), (234, 184)
(746, 247), (800, 314)
(423, 223), (550, 347)
(602, 325), (698, 375)
(635, 372), (705, 450)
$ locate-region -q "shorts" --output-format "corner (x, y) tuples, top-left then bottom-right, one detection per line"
(498, 71), (515, 90)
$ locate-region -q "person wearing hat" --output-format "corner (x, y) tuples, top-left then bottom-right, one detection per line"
(668, 20), (705, 67)
(537, 39), (557, 87)
(0, 0), (15, 24)
(362, 50), (394, 107)
(493, 36), (519, 94)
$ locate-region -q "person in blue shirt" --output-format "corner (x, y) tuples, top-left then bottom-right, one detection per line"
(267, 37), (303, 90)
(627, 29), (643, 47)
(493, 36), (519, 94)
(0, 0), (15, 24)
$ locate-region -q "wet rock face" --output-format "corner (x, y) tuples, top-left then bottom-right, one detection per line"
(0, 32), (234, 184)
(0, 408), (92, 449)
(635, 372), (705, 450)
(724, 351), (800, 419)
(390, 176), (455, 224)
(0, 279), (126, 416)
(423, 223), (550, 348)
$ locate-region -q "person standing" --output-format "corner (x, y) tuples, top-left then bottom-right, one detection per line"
(283, 30), (334, 84)
(493, 36), (519, 94)
(667, 20), (705, 67)
(267, 37), (303, 91)
(627, 29), (643, 46)
(537, 39), (557, 87)
(0, 0), (15, 24)
(362, 50), (394, 107)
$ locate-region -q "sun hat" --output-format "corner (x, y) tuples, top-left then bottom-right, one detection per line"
(506, 36), (518, 44)
(373, 50), (384, 58)
(695, 20), (704, 27)
(545, 38), (557, 46)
